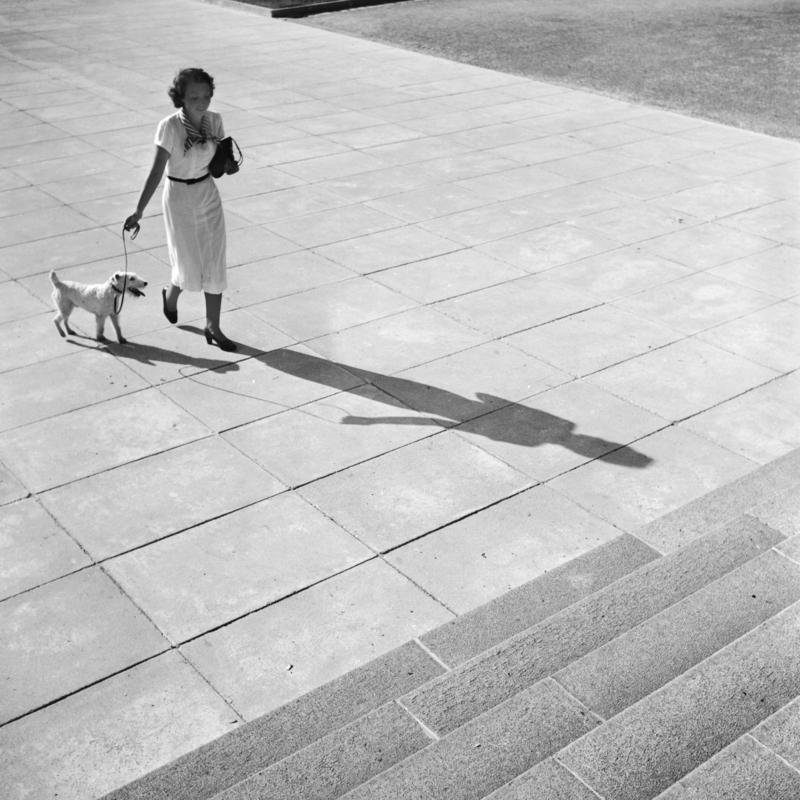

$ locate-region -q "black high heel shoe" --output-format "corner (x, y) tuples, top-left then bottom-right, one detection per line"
(204, 327), (237, 352)
(161, 287), (178, 324)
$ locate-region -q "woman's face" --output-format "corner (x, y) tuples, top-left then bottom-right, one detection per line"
(183, 80), (212, 118)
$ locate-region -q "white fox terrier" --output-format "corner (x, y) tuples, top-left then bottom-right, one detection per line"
(50, 269), (148, 344)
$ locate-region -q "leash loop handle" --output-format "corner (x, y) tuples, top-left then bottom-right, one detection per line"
(116, 224), (135, 316)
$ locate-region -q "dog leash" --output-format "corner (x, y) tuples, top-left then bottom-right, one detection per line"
(117, 222), (138, 316)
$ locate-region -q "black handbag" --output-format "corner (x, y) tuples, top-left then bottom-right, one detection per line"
(209, 136), (243, 178)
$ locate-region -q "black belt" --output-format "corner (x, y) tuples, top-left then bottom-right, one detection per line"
(168, 173), (210, 185)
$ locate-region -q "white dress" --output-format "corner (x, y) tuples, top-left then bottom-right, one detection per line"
(155, 111), (227, 293)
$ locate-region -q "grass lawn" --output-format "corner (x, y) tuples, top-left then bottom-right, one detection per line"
(300, 0), (800, 140)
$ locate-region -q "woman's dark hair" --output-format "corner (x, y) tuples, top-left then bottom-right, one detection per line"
(168, 68), (215, 108)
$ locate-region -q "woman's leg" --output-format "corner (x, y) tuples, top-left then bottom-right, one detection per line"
(204, 292), (236, 349)
(165, 283), (181, 312)
(161, 283), (181, 324)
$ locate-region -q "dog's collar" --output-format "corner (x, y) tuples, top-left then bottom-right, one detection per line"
(110, 279), (123, 294)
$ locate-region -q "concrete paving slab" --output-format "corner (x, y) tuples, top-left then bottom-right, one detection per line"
(0, 651), (239, 800)
(0, 349), (149, 431)
(587, 337), (778, 422)
(0, 462), (28, 506)
(0, 567), (167, 723)
(436, 276), (600, 338)
(224, 224), (300, 266)
(637, 447), (800, 554)
(365, 183), (486, 224)
(568, 201), (700, 246)
(224, 184), (349, 227)
(736, 160), (800, 200)
(476, 221), (622, 273)
(313, 225), (460, 274)
(591, 163), (707, 200)
(0, 281), (48, 325)
(612, 271), (776, 336)
(550, 426), (756, 533)
(0, 227), (127, 279)
(454, 379), (663, 481)
(0, 185), (62, 218)
(721, 199), (800, 248)
(709, 244), (800, 299)
(0, 498), (90, 601)
(245, 276), (415, 340)
(0, 389), (211, 493)
(386, 485), (626, 614)
(157, 346), (358, 432)
(506, 304), (681, 377)
(298, 431), (533, 553)
(305, 305), (486, 373)
(680, 370), (800, 464)
(105, 493), (371, 643)
(223, 383), (444, 487)
(371, 248), (527, 304)
(637, 221), (776, 271)
(180, 558), (453, 720)
(39, 437), (284, 560)
(368, 340), (571, 423)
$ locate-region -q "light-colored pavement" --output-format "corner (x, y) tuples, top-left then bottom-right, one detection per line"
(1, 0), (799, 797)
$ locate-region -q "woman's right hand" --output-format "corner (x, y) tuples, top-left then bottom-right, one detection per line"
(123, 212), (141, 236)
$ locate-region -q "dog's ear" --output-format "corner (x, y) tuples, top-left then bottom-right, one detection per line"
(113, 271), (123, 281)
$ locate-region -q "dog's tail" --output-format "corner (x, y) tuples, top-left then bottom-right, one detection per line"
(49, 270), (62, 288)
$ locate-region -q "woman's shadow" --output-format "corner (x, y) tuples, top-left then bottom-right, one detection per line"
(251, 348), (653, 469)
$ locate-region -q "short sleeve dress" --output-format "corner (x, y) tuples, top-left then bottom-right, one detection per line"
(154, 111), (227, 294)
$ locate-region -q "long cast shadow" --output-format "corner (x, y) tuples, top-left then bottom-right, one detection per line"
(248, 347), (653, 469)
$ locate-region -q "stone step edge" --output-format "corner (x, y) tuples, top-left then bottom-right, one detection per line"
(230, 0), (413, 19)
(652, 717), (800, 798)
(103, 448), (800, 799)
(637, 445), (800, 554)
(326, 547), (800, 800)
(400, 514), (785, 738)
(101, 533), (653, 800)
(486, 601), (800, 800)
(549, 599), (800, 800)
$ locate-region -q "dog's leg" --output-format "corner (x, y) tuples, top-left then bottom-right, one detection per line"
(95, 315), (108, 342)
(57, 301), (76, 336)
(53, 315), (66, 337)
(109, 314), (127, 344)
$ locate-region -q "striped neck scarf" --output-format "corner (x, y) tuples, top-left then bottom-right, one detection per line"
(180, 110), (212, 153)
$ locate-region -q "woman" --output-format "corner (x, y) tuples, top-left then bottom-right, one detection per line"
(124, 67), (236, 351)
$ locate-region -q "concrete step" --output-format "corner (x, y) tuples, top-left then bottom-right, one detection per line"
(552, 548), (800, 719)
(208, 517), (790, 799)
(103, 531), (654, 800)
(102, 641), (443, 800)
(653, 734), (800, 799)
(401, 514), (782, 737)
(104, 449), (800, 800)
(309, 527), (800, 800)
(555, 600), (800, 799)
